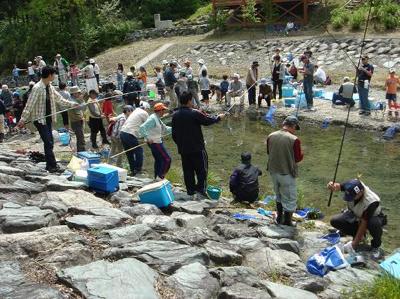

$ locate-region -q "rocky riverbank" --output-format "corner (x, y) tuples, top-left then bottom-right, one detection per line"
(0, 136), (381, 299)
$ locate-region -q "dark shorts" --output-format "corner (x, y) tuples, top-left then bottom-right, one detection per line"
(386, 93), (397, 101)
(201, 90), (210, 100)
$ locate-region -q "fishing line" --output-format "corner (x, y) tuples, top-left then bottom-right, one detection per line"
(23, 89), (147, 125)
(327, 0), (374, 207)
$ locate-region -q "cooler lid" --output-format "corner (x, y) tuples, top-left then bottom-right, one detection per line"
(78, 151), (101, 159)
(137, 179), (170, 194)
(88, 166), (118, 175)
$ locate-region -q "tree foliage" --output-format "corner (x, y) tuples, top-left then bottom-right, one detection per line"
(0, 0), (202, 71)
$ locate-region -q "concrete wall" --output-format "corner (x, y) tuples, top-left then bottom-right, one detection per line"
(154, 14), (174, 29)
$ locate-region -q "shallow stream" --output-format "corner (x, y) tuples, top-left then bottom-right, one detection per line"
(144, 117), (400, 251)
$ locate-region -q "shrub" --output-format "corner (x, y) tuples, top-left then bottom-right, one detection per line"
(346, 274), (400, 299)
(349, 10), (365, 30)
(209, 9), (229, 31)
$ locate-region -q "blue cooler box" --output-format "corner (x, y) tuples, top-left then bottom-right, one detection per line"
(313, 88), (324, 98)
(78, 151), (101, 167)
(284, 97), (296, 107)
(282, 86), (294, 97)
(87, 166), (119, 193)
(137, 180), (174, 208)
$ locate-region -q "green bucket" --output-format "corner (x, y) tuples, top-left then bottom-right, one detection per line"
(149, 90), (156, 99)
(207, 185), (222, 200)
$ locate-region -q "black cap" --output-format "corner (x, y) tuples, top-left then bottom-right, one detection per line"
(241, 152), (252, 163)
(283, 115), (300, 130)
(342, 179), (364, 201)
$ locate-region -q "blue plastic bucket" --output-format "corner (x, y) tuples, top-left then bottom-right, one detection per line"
(59, 132), (70, 146)
(207, 185), (222, 200)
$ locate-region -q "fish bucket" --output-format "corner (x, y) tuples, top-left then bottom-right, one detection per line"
(207, 185), (222, 200)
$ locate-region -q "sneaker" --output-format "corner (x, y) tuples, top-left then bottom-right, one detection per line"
(371, 247), (383, 260)
(46, 165), (61, 173)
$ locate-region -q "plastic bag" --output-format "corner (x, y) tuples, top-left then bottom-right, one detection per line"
(264, 105), (276, 126)
(67, 156), (84, 172)
(306, 245), (349, 277)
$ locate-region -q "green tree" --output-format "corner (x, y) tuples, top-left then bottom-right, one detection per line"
(242, 0), (261, 23)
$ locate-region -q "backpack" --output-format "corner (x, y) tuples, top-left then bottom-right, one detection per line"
(125, 79), (141, 92)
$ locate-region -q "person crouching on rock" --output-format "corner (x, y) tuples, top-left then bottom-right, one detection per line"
(139, 103), (172, 181)
(327, 179), (387, 260)
(229, 152), (262, 203)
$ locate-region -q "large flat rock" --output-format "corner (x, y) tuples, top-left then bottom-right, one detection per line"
(136, 215), (178, 231)
(243, 247), (303, 274)
(0, 225), (93, 270)
(99, 224), (160, 246)
(257, 225), (296, 239)
(65, 209), (131, 230)
(172, 199), (218, 214)
(228, 237), (264, 253)
(214, 224), (258, 239)
(121, 203), (162, 218)
(219, 282), (271, 299)
(204, 240), (243, 266)
(0, 179), (45, 194)
(162, 227), (222, 245)
(29, 190), (113, 215)
(58, 258), (159, 299)
(263, 281), (318, 299)
(166, 263), (220, 298)
(0, 202), (57, 233)
(0, 261), (64, 299)
(210, 266), (261, 287)
(104, 240), (210, 274)
(171, 212), (207, 228)
(0, 165), (25, 176)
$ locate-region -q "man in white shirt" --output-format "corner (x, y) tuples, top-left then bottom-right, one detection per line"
(119, 106), (149, 176)
(197, 59), (207, 78)
(314, 65), (327, 85)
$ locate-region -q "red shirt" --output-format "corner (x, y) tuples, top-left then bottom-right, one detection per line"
(102, 100), (114, 117)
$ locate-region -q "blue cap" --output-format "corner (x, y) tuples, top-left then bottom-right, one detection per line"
(13, 91), (20, 97)
(342, 179), (364, 201)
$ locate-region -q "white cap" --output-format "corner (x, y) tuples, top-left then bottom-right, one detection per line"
(89, 58), (95, 63)
(28, 61), (32, 64)
(389, 68), (396, 73)
(127, 72), (133, 77)
(162, 60), (168, 65)
(139, 100), (150, 109)
(198, 59), (205, 64)
(233, 73), (240, 79)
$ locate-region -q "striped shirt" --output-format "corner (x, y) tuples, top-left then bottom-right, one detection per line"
(21, 80), (76, 124)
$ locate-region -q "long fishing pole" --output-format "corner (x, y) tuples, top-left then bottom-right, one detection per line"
(109, 133), (172, 160)
(23, 89), (146, 125)
(327, 0), (373, 207)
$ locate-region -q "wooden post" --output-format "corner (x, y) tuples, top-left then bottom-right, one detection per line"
(303, 0), (308, 24)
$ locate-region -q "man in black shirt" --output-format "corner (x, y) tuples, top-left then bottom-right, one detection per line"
(327, 179), (386, 259)
(172, 91), (225, 198)
(357, 55), (374, 116)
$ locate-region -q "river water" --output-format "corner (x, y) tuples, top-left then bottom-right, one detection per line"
(143, 117), (400, 251)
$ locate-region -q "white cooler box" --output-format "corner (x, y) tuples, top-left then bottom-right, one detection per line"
(92, 163), (128, 182)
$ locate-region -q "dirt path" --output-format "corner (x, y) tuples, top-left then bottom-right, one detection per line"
(134, 42), (175, 69)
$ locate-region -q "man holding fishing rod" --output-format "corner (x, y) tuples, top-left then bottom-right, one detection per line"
(17, 66), (83, 173)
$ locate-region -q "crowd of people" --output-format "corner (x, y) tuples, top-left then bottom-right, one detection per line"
(1, 49), (389, 260)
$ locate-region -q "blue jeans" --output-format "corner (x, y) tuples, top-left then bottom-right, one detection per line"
(34, 120), (57, 169)
(149, 142), (171, 179)
(117, 78), (124, 91)
(120, 131), (143, 175)
(358, 83), (371, 112)
(303, 79), (314, 108)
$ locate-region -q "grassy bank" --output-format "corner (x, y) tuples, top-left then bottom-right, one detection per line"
(347, 274), (400, 299)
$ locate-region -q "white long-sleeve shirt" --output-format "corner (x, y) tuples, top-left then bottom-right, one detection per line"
(314, 67), (326, 82)
(120, 108), (149, 137)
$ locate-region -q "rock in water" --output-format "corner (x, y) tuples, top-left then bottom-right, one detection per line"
(166, 262), (220, 298)
(58, 258), (159, 299)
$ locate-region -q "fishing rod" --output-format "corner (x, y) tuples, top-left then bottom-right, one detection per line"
(327, 0), (373, 207)
(22, 89), (146, 125)
(109, 133), (172, 160)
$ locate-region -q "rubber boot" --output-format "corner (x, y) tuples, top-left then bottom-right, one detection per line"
(283, 211), (297, 227)
(275, 202), (283, 224)
(0, 133), (4, 143)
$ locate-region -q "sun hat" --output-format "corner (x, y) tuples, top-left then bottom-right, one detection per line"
(126, 72), (133, 77)
(198, 59), (205, 64)
(389, 68), (396, 73)
(283, 115), (300, 130)
(89, 58), (95, 63)
(69, 86), (81, 94)
(154, 103), (168, 112)
(233, 73), (240, 79)
(342, 179), (364, 201)
(162, 60), (169, 65)
(56, 54), (61, 57)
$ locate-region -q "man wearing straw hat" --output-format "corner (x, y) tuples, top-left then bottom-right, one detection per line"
(17, 66), (80, 173)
